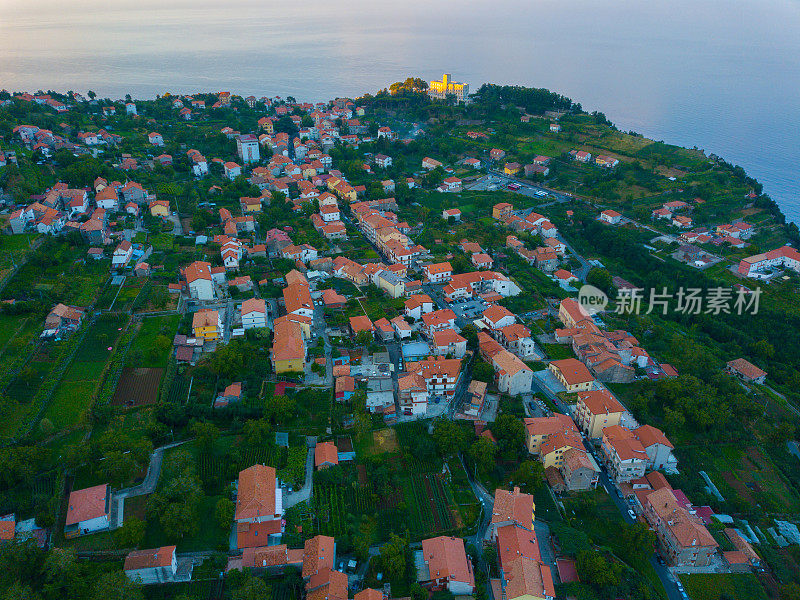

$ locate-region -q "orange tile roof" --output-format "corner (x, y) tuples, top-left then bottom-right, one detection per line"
(421, 536), (474, 588)
(492, 487), (534, 529)
(577, 389), (625, 416)
(550, 358), (594, 386)
(124, 546), (175, 571)
(235, 465), (277, 522)
(349, 315), (374, 333)
(634, 424), (673, 450)
(65, 484), (109, 525)
(315, 442), (339, 467)
(236, 520), (282, 549)
(302, 535), (336, 578)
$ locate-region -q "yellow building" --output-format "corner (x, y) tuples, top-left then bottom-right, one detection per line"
(540, 430), (584, 469)
(428, 73), (470, 103)
(149, 200), (170, 217)
(524, 413), (577, 454)
(549, 359), (594, 393)
(271, 316), (306, 374)
(504, 162), (521, 176)
(376, 270), (406, 299)
(192, 309), (222, 341)
(575, 390), (625, 438)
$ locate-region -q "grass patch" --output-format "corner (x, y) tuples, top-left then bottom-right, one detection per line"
(679, 573), (768, 600)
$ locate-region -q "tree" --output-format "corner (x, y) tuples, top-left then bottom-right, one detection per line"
(432, 419), (468, 458)
(512, 460), (544, 493)
(472, 360), (494, 383)
(215, 498), (235, 530)
(491, 414), (526, 460)
(232, 575), (270, 600)
(379, 532), (408, 580)
(90, 572), (144, 600)
(191, 421), (219, 453)
(469, 437), (497, 473)
(355, 330), (373, 346)
(586, 267), (612, 294)
(576, 550), (621, 588)
(114, 516), (145, 548)
(147, 450), (204, 540)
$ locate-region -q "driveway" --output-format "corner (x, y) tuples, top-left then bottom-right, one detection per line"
(283, 440), (316, 509)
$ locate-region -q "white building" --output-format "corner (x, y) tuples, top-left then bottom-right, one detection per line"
(64, 484), (111, 537)
(237, 134), (260, 164)
(241, 298), (267, 330)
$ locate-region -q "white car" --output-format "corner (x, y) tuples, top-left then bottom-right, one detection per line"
(627, 509), (636, 520)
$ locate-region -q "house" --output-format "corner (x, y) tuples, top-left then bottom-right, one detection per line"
(553, 269), (578, 288)
(235, 464), (282, 526)
(224, 161), (242, 180)
(599, 209), (621, 224)
(405, 357), (463, 401)
(335, 376), (355, 402)
(441, 176), (462, 192)
(149, 200), (170, 217)
(550, 123), (561, 133)
(432, 329), (467, 358)
(574, 390), (625, 438)
(349, 315), (374, 339)
(737, 245), (800, 278)
(478, 333), (533, 396)
(366, 376), (395, 414)
(490, 149), (506, 161)
(634, 425), (677, 471)
(552, 448), (601, 492)
(376, 270), (405, 299)
(373, 318), (395, 342)
(374, 153), (392, 168)
(504, 162), (521, 175)
(404, 294), (434, 320)
(124, 546), (184, 584)
(240, 196), (262, 213)
(64, 484), (111, 537)
(672, 215), (693, 229)
(148, 132), (164, 146)
(182, 261), (215, 300)
(391, 315), (412, 339)
(726, 358), (767, 384)
(241, 298), (267, 330)
(489, 487), (534, 539)
(422, 261), (453, 284)
(44, 303), (85, 333)
(493, 202), (514, 220)
(272, 316), (306, 374)
(524, 413), (577, 455)
(442, 208), (462, 221)
(643, 487), (718, 566)
(463, 157), (481, 169)
(600, 425), (648, 483)
(421, 309), (457, 338)
(422, 157), (443, 170)
(482, 305), (516, 331)
(416, 536), (474, 594)
(496, 524), (555, 600)
(315, 442), (339, 469)
(215, 382), (242, 407)
(548, 359), (594, 393)
(112, 240), (134, 269)
(237, 134), (260, 164)
(192, 309), (222, 341)
(573, 150), (592, 163)
(471, 253), (493, 270)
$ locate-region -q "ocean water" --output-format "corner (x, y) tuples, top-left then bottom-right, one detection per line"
(1, 0), (799, 223)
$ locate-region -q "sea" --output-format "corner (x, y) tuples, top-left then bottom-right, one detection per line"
(1, 0), (799, 223)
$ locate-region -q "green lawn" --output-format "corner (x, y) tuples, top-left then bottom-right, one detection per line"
(129, 314), (180, 368)
(679, 574), (768, 600)
(542, 343), (575, 360)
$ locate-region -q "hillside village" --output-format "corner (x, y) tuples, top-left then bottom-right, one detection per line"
(0, 80), (799, 600)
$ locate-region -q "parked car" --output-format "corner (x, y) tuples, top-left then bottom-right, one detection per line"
(627, 509), (636, 520)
